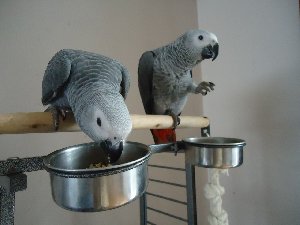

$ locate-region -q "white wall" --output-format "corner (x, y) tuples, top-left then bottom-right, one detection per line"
(0, 1), (201, 224)
(197, 0), (300, 224)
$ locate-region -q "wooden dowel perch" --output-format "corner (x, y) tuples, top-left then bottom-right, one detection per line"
(0, 112), (209, 134)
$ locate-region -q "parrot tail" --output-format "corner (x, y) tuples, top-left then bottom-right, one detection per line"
(150, 129), (176, 144)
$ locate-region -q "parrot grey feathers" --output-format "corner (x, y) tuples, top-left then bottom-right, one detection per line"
(42, 49), (132, 162)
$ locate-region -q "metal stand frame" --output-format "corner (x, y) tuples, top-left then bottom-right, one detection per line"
(185, 163), (197, 225)
(140, 125), (210, 225)
(0, 157), (45, 225)
(0, 125), (210, 225)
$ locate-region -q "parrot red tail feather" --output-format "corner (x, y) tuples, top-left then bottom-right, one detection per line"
(151, 129), (176, 144)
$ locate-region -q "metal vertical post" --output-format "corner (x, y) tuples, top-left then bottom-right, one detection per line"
(0, 188), (15, 225)
(0, 156), (43, 225)
(185, 123), (211, 225)
(185, 163), (197, 225)
(0, 173), (27, 225)
(140, 193), (147, 225)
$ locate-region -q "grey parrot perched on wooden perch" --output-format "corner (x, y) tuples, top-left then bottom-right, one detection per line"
(42, 49), (132, 162)
(138, 29), (219, 145)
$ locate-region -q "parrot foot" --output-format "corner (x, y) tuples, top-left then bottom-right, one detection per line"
(166, 110), (180, 129)
(171, 142), (179, 156)
(45, 106), (70, 131)
(195, 81), (215, 95)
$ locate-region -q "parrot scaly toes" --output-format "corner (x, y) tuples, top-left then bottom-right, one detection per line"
(208, 82), (215, 90)
(196, 81), (216, 95)
(171, 142), (179, 156)
(45, 106), (70, 131)
(166, 110), (180, 129)
(58, 108), (68, 120)
(47, 107), (60, 131)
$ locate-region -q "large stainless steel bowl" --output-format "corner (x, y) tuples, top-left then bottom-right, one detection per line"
(44, 141), (151, 212)
(183, 137), (246, 168)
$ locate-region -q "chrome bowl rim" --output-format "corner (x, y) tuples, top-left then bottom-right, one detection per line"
(43, 141), (151, 176)
(183, 137), (246, 148)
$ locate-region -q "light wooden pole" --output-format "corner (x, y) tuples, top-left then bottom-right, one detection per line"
(0, 112), (209, 134)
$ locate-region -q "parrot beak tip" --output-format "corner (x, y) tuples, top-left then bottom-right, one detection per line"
(212, 43), (219, 61)
(201, 43), (219, 61)
(100, 140), (124, 163)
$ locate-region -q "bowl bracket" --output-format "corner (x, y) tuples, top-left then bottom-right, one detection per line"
(0, 124), (245, 225)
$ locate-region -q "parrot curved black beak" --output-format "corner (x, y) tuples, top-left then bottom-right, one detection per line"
(100, 139), (123, 163)
(201, 43), (219, 61)
(212, 43), (219, 61)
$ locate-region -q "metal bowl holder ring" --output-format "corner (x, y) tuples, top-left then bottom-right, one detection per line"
(43, 141), (151, 212)
(0, 125), (246, 225)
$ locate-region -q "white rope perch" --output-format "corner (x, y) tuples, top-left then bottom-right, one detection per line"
(204, 168), (229, 225)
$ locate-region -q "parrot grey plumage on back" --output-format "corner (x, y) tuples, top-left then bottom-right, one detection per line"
(138, 29), (219, 144)
(42, 49), (132, 162)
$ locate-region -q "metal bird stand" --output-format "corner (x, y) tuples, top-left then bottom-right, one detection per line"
(0, 113), (245, 225)
(140, 126), (245, 225)
(0, 156), (45, 224)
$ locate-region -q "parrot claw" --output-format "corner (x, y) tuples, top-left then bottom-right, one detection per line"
(171, 143), (179, 156)
(166, 110), (180, 128)
(45, 106), (70, 131)
(195, 81), (215, 96)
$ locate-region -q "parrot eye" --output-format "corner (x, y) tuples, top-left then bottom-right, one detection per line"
(97, 118), (102, 127)
(198, 35), (203, 40)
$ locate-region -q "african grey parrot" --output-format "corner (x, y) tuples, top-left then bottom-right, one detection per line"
(42, 49), (132, 162)
(138, 29), (218, 144)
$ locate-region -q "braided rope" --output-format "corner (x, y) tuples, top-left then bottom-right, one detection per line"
(204, 169), (229, 225)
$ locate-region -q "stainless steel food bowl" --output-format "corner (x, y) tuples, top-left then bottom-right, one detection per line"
(183, 137), (246, 168)
(44, 141), (151, 212)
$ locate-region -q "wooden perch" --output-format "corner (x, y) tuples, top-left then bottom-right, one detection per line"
(0, 112), (209, 134)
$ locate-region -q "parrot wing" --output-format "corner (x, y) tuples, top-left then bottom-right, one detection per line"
(42, 53), (71, 105)
(120, 66), (130, 99)
(138, 51), (176, 144)
(138, 51), (155, 114)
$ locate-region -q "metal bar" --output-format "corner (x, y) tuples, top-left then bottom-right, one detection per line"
(147, 221), (157, 225)
(140, 193), (147, 225)
(146, 192), (187, 205)
(148, 164), (186, 171)
(0, 156), (45, 175)
(0, 187), (15, 225)
(0, 174), (27, 194)
(149, 142), (186, 154)
(149, 178), (186, 188)
(185, 163), (197, 225)
(147, 207), (188, 222)
(149, 143), (175, 154)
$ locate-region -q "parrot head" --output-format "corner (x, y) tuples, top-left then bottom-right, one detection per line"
(75, 97), (132, 163)
(182, 29), (219, 64)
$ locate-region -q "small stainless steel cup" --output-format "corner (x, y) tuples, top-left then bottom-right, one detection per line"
(183, 137), (246, 168)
